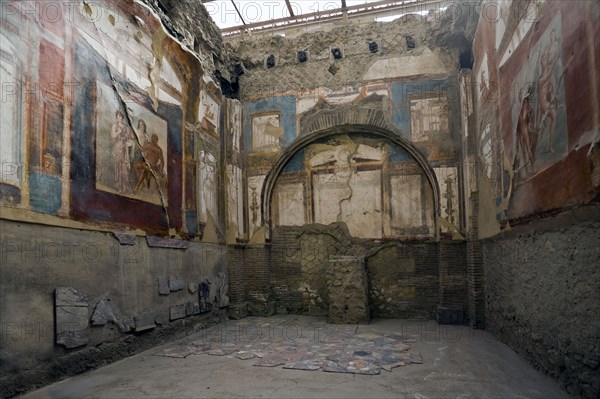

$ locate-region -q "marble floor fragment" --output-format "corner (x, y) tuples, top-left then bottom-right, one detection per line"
(161, 315), (422, 375)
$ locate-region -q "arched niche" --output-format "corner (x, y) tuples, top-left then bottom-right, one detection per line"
(261, 125), (441, 241)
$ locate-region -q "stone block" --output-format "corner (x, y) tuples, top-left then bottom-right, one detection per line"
(56, 287), (87, 307)
(157, 277), (170, 295)
(170, 304), (187, 321)
(188, 283), (198, 294)
(90, 298), (118, 326)
(169, 277), (184, 292)
(134, 312), (156, 332)
(113, 232), (136, 245)
(326, 256), (370, 325)
(55, 287), (89, 349)
(186, 302), (200, 316)
(146, 236), (189, 249)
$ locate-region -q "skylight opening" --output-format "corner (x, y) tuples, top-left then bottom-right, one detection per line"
(205, 1), (447, 37)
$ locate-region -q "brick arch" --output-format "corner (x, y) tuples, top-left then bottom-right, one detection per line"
(300, 106), (395, 136)
(261, 124), (441, 241)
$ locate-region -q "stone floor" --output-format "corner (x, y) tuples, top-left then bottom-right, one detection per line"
(21, 315), (569, 399)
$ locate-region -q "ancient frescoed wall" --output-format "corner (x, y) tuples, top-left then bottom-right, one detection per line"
(271, 133), (436, 240)
(219, 10), (478, 340)
(224, 98), (245, 242)
(0, 0), (228, 238)
(229, 13), (471, 241)
(0, 1), (231, 395)
(473, 0), (600, 237)
(473, 2), (600, 398)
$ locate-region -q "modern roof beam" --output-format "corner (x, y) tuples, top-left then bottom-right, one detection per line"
(221, 0), (441, 37)
(284, 0), (295, 17)
(229, 0), (246, 26)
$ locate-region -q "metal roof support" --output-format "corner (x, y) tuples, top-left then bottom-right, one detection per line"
(221, 0), (442, 37)
(229, 0), (246, 26)
(284, 0), (295, 17)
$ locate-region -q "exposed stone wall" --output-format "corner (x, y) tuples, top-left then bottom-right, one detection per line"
(270, 225), (350, 316)
(228, 13), (469, 98)
(141, 0), (234, 83)
(234, 224), (471, 322)
(482, 206), (600, 399)
(0, 219), (228, 397)
(326, 256), (370, 325)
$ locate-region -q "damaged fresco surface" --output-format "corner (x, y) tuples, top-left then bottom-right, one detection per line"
(240, 78), (463, 241)
(95, 81), (169, 205)
(0, 2), (233, 395)
(272, 134), (436, 240)
(0, 0), (234, 240)
(473, 0), (600, 236)
(509, 13), (567, 184)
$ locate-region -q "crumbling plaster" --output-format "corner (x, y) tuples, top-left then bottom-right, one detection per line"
(228, 13), (472, 99)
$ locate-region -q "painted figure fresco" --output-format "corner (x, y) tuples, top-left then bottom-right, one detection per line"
(111, 110), (135, 194)
(226, 164), (244, 239)
(511, 14), (567, 182)
(228, 100), (242, 153)
(95, 81), (169, 205)
(198, 151), (218, 225)
(536, 28), (561, 155)
(133, 121), (166, 193)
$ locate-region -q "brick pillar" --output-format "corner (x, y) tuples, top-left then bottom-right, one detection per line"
(467, 194), (485, 329)
(244, 245), (274, 316)
(226, 245), (247, 319)
(270, 230), (303, 314)
(438, 241), (468, 325)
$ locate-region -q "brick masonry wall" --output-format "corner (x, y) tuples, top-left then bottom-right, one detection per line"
(254, 224), (471, 322)
(466, 238), (484, 328)
(270, 229), (303, 314)
(226, 246), (246, 318)
(439, 241), (468, 320)
(482, 207), (600, 399)
(367, 243), (441, 319)
(243, 246), (273, 316)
